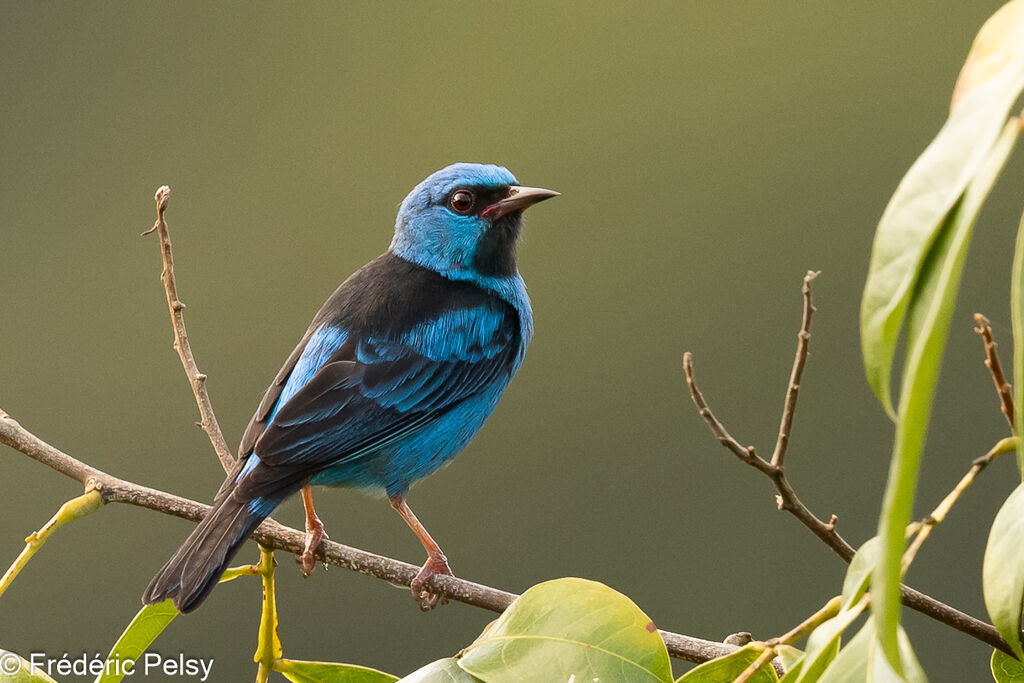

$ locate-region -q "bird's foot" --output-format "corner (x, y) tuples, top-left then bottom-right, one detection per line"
(410, 554), (452, 611)
(299, 516), (329, 577)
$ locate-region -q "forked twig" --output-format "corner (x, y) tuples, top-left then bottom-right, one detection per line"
(683, 352), (852, 560)
(683, 274), (1012, 655)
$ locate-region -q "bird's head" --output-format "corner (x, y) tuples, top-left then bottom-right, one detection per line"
(390, 163), (558, 280)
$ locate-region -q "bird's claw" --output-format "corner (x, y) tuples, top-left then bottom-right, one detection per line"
(300, 519), (329, 577)
(410, 555), (452, 611)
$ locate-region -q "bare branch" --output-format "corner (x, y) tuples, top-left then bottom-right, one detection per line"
(142, 186), (234, 474)
(974, 313), (1015, 432)
(0, 408), (738, 664)
(771, 270), (819, 468)
(683, 352), (852, 560)
(682, 279), (1014, 656)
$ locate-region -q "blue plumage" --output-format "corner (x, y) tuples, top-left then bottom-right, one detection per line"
(143, 163), (557, 613)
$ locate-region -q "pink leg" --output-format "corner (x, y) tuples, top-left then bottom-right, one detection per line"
(300, 486), (329, 577)
(389, 494), (453, 611)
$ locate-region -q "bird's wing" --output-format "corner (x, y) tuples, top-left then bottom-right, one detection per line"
(238, 329), (317, 460)
(250, 304), (518, 472)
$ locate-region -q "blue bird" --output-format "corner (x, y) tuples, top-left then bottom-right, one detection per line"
(143, 163), (557, 613)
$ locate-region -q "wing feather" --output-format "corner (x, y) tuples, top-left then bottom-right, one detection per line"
(252, 306), (518, 471)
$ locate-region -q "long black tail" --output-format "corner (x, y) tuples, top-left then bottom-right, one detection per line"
(142, 485), (291, 613)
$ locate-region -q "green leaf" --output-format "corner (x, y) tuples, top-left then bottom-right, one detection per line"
(457, 577), (672, 683)
(398, 659), (483, 683)
(275, 658), (398, 683)
(792, 601), (867, 683)
(992, 649), (1024, 683)
(776, 645), (803, 668)
(984, 481), (1024, 659)
(952, 0), (1024, 109)
(817, 618), (873, 683)
(778, 658), (805, 683)
(896, 628), (927, 683)
(94, 600), (178, 683)
(1013, 200), (1024, 476)
(675, 645), (778, 682)
(860, 0), (1024, 417)
(842, 537), (881, 610)
(814, 619), (925, 683)
(872, 113), (1022, 669)
(0, 650), (58, 682)
(776, 645), (804, 679)
(779, 660), (805, 683)
(869, 625), (926, 683)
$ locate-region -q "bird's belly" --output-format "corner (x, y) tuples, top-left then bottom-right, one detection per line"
(309, 383), (507, 495)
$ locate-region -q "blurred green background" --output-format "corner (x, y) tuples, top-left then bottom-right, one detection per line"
(2, 2), (1022, 680)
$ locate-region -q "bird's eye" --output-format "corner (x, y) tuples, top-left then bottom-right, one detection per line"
(450, 190), (474, 214)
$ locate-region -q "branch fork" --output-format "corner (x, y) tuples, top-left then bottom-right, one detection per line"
(684, 272), (1013, 655)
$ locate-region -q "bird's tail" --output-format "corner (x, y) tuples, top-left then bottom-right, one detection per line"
(142, 488), (291, 613)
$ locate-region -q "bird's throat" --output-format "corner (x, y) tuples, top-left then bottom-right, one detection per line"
(472, 216), (521, 278)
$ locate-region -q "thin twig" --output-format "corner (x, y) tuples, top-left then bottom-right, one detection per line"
(903, 436), (1018, 572)
(142, 186), (234, 474)
(974, 313), (1015, 432)
(682, 277), (1014, 656)
(771, 270), (819, 468)
(683, 352), (852, 559)
(0, 409), (735, 664)
(734, 596), (843, 683)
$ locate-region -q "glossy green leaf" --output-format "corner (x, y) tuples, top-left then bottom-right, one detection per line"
(860, 0), (1024, 417)
(398, 659), (483, 683)
(872, 114), (1022, 669)
(984, 481), (1024, 659)
(992, 649), (1024, 683)
(792, 600), (867, 683)
(675, 645), (778, 682)
(275, 658), (398, 683)
(457, 577), (672, 683)
(0, 650), (58, 682)
(94, 600), (178, 683)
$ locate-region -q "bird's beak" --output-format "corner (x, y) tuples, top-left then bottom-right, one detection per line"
(482, 186), (560, 219)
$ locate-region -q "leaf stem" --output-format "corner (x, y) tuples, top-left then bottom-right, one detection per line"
(734, 596), (843, 683)
(253, 546), (282, 683)
(0, 488), (104, 599)
(219, 563), (262, 584)
(902, 437), (1018, 572)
